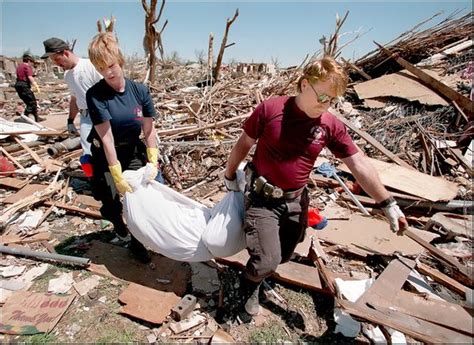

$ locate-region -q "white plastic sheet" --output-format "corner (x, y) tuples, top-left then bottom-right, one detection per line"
(123, 164), (246, 262)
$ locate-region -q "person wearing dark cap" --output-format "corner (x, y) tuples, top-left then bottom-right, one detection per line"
(41, 37), (102, 158)
(14, 53), (44, 122)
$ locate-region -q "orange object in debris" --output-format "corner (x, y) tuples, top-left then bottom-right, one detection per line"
(308, 207), (328, 230)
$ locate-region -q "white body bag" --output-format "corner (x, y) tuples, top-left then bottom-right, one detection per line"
(123, 165), (246, 262)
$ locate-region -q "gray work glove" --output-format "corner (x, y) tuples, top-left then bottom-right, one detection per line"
(224, 174), (240, 192)
(382, 200), (409, 235)
(67, 119), (78, 134)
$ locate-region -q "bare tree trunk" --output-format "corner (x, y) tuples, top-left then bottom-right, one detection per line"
(142, 0), (167, 84)
(213, 8), (239, 83)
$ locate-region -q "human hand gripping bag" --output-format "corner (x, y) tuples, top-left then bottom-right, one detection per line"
(123, 164), (213, 262)
(201, 170), (246, 257)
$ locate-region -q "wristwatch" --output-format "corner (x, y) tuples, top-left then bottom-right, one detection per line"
(377, 196), (396, 208)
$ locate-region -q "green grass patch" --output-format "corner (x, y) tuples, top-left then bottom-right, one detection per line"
(248, 321), (290, 344)
(24, 332), (58, 344)
(96, 328), (137, 344)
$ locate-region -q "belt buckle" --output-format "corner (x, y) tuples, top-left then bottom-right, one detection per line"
(263, 183), (274, 198)
(272, 187), (284, 199)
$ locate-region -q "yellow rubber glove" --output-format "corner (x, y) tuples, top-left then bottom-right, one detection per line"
(32, 82), (41, 94)
(108, 163), (132, 195)
(146, 147), (159, 181)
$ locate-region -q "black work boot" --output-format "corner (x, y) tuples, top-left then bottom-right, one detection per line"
(129, 236), (151, 264)
(242, 278), (262, 316)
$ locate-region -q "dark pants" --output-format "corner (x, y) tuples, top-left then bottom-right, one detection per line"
(243, 188), (309, 282)
(14, 81), (38, 119)
(90, 140), (148, 237)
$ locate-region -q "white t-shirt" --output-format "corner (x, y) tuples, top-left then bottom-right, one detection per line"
(64, 58), (102, 110)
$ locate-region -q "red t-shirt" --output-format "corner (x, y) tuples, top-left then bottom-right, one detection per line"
(243, 96), (358, 190)
(16, 63), (33, 83)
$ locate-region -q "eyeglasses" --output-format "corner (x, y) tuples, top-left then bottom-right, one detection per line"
(308, 83), (335, 104)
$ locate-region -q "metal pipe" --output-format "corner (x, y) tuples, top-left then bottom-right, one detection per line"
(47, 137), (81, 157)
(0, 244), (90, 266)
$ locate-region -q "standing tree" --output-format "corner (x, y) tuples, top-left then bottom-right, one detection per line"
(142, 0), (168, 84)
(213, 8), (239, 83)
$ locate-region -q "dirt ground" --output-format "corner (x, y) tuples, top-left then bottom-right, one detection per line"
(0, 208), (364, 344)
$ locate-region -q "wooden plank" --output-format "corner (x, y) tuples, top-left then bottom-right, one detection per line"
(74, 194), (102, 209)
(1, 232), (51, 245)
(317, 215), (431, 256)
(0, 177), (29, 189)
(308, 239), (337, 295)
(357, 257), (415, 305)
(374, 41), (473, 119)
(372, 290), (473, 336)
(0, 147), (25, 169)
(3, 184), (48, 204)
(339, 157), (459, 202)
(341, 57), (372, 80)
(44, 201), (102, 219)
(331, 110), (414, 169)
(118, 283), (180, 325)
(0, 130), (65, 137)
(338, 299), (472, 344)
(13, 137), (44, 165)
(416, 262), (468, 297)
(216, 250), (325, 293)
(406, 229), (472, 283)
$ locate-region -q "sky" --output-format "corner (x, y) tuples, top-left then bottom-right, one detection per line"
(1, 1), (472, 67)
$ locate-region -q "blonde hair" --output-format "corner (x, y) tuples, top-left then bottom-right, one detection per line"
(297, 56), (348, 95)
(88, 32), (125, 70)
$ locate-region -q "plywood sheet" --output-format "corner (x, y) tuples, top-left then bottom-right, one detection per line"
(217, 250), (324, 293)
(339, 158), (458, 201)
(0, 177), (29, 189)
(317, 215), (438, 256)
(119, 283), (180, 325)
(3, 184), (48, 204)
(353, 69), (448, 106)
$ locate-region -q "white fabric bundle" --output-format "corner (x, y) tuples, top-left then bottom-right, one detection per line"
(123, 164), (246, 262)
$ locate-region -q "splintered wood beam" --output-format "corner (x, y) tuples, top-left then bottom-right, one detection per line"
(0, 147), (25, 169)
(332, 110), (414, 169)
(405, 229), (473, 285)
(374, 41), (473, 119)
(416, 262), (468, 297)
(13, 137), (44, 166)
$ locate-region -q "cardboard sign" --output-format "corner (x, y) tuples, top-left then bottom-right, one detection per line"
(0, 291), (75, 334)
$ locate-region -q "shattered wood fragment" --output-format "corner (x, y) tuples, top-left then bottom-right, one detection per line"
(374, 41), (473, 118)
(416, 261), (468, 297)
(357, 257), (415, 306)
(338, 299), (472, 343)
(331, 110), (414, 169)
(405, 229), (472, 284)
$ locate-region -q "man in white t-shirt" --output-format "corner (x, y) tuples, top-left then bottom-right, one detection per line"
(41, 37), (102, 156)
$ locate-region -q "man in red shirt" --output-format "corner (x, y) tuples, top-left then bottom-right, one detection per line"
(14, 54), (43, 122)
(224, 56), (408, 316)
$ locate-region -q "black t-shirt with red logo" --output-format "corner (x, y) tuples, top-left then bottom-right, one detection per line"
(86, 78), (156, 143)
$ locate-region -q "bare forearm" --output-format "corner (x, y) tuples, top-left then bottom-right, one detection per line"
(142, 119), (157, 148)
(225, 133), (255, 178)
(102, 138), (119, 166)
(69, 97), (79, 120)
(342, 152), (390, 203)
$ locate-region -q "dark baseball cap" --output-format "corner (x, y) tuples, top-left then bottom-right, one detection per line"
(41, 37), (70, 59)
(22, 53), (35, 62)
